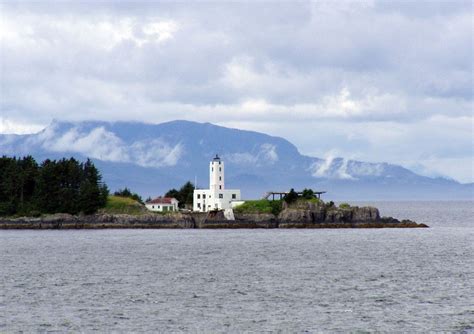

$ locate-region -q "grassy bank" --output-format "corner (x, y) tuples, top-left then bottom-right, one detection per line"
(233, 199), (283, 216)
(100, 196), (147, 215)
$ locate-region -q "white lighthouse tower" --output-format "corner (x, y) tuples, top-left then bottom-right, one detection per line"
(210, 154), (224, 193)
(193, 155), (241, 212)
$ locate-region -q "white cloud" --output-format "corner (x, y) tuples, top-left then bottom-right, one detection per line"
(259, 143), (278, 163)
(142, 21), (178, 43)
(0, 117), (45, 134)
(40, 126), (129, 162)
(24, 124), (183, 167)
(0, 2), (472, 181)
(223, 144), (278, 166)
(310, 154), (356, 180)
(130, 139), (183, 167)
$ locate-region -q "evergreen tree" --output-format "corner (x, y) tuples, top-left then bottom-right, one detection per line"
(0, 156), (20, 215)
(165, 188), (179, 200)
(0, 156), (108, 216)
(114, 187), (142, 203)
(99, 183), (109, 208)
(34, 159), (61, 214)
(301, 188), (315, 200)
(284, 188), (299, 204)
(178, 181), (195, 208)
(114, 187), (133, 197)
(78, 159), (103, 214)
(56, 158), (82, 214)
(165, 181), (195, 208)
(17, 156), (39, 214)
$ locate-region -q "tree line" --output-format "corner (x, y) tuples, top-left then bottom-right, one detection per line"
(165, 181), (194, 209)
(0, 156), (109, 216)
(114, 187), (143, 204)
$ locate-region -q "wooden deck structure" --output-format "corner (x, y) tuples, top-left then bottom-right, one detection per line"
(263, 190), (326, 201)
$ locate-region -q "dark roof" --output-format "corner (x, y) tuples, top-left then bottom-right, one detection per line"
(146, 197), (178, 204)
(213, 154), (220, 161)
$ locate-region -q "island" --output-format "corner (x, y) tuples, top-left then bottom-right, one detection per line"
(0, 197), (427, 229)
(0, 156), (427, 229)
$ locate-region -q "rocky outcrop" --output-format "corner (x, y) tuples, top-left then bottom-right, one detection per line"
(351, 206), (380, 221)
(196, 211), (277, 228)
(0, 203), (428, 229)
(0, 213), (195, 229)
(277, 200), (427, 228)
(233, 213), (278, 228)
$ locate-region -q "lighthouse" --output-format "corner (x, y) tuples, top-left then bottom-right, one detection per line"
(210, 154), (224, 192)
(193, 155), (241, 212)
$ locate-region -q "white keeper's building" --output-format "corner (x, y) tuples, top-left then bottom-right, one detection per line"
(145, 197), (179, 212)
(193, 155), (242, 212)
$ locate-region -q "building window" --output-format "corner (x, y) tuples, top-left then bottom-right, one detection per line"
(219, 194), (223, 199)
(211, 167), (213, 171)
(219, 167), (221, 172)
(219, 185), (222, 189)
(197, 203), (201, 208)
(203, 194), (206, 199)
(219, 161), (221, 165)
(219, 176), (221, 181)
(197, 194), (200, 199)
(232, 194), (236, 199)
(152, 205), (155, 209)
(158, 205), (161, 209)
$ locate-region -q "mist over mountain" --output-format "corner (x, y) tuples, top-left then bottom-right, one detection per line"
(0, 120), (471, 200)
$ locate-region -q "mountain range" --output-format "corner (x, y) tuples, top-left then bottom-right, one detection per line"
(0, 120), (472, 200)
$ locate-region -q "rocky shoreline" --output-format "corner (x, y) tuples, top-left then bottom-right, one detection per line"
(0, 202), (428, 229)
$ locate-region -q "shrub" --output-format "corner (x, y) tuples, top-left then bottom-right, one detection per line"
(339, 203), (351, 209)
(284, 189), (298, 204)
(114, 187), (143, 204)
(325, 201), (335, 209)
(234, 200), (282, 215)
(301, 188), (315, 199)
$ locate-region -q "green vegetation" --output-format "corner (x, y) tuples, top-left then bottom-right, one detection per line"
(301, 188), (316, 199)
(233, 199), (283, 216)
(165, 181), (195, 208)
(307, 197), (322, 204)
(284, 188), (299, 204)
(100, 195), (146, 215)
(284, 188), (320, 204)
(326, 201), (336, 209)
(339, 203), (351, 209)
(0, 156), (108, 216)
(114, 187), (143, 204)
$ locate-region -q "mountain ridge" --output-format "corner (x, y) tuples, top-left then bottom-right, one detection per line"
(0, 120), (471, 200)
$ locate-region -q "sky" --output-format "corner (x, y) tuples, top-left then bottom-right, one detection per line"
(0, 1), (473, 183)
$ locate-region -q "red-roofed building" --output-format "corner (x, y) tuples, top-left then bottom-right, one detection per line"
(145, 197), (179, 212)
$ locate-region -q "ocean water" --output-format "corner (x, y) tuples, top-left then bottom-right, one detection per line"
(1, 201), (473, 333)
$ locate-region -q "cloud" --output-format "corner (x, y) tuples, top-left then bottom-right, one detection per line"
(0, 117), (45, 134)
(37, 125), (130, 162)
(25, 124), (183, 167)
(310, 155), (356, 180)
(223, 143), (279, 166)
(130, 139), (183, 167)
(0, 1), (472, 181)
